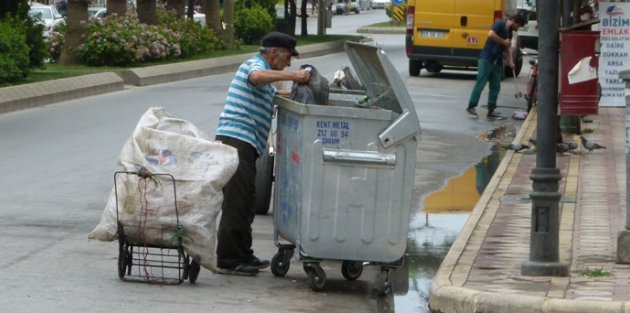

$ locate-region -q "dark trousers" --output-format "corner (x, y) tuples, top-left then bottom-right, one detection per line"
(215, 135), (258, 268)
(468, 58), (503, 111)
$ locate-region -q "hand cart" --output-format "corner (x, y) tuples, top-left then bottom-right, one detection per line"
(114, 168), (200, 284)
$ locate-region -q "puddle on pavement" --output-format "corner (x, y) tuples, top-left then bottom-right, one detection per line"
(391, 126), (512, 313)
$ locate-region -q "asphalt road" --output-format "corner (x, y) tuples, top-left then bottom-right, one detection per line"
(0, 11), (531, 312)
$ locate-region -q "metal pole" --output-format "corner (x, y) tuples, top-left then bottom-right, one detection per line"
(521, 0), (568, 277)
(562, 0), (573, 28)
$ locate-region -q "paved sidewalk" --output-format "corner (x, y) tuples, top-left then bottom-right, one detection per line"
(429, 107), (628, 313)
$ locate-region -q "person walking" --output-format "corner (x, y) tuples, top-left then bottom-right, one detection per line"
(465, 14), (525, 120)
(214, 32), (311, 276)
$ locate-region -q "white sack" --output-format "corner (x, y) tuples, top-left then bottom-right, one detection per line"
(88, 107), (238, 272)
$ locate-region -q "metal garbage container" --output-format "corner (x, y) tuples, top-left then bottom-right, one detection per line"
(269, 41), (421, 293)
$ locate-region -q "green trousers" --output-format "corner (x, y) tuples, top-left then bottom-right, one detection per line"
(467, 58), (503, 111)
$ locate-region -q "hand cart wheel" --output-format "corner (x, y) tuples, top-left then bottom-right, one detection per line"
(304, 263), (326, 292)
(118, 241), (127, 279)
(271, 248), (293, 277)
(341, 261), (363, 281)
(188, 259), (201, 284)
(117, 234), (131, 279)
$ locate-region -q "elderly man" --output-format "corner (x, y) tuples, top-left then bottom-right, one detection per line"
(214, 32), (311, 276)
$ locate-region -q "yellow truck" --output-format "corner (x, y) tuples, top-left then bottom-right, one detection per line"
(405, 0), (522, 76)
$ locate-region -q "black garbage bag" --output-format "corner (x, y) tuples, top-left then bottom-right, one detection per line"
(290, 64), (329, 105)
(330, 66), (363, 90)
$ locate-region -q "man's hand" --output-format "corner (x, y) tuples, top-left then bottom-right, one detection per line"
(503, 50), (515, 69)
(504, 38), (512, 47)
(293, 69), (311, 83)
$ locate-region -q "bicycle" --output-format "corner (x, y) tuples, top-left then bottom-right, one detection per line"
(524, 52), (538, 112)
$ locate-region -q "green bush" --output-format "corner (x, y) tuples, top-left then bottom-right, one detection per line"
(66, 9), (230, 66)
(1, 0), (47, 68)
(0, 19), (30, 82)
(157, 9), (227, 57)
(234, 5), (274, 45)
(78, 13), (182, 66)
(47, 23), (65, 63)
(22, 18), (46, 67)
(236, 0), (277, 19)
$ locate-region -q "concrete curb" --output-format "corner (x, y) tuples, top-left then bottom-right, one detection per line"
(118, 54), (251, 86)
(0, 72), (124, 114)
(357, 26), (404, 34)
(118, 40), (355, 86)
(428, 110), (542, 313)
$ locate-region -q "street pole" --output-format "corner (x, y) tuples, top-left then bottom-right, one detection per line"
(616, 70), (630, 263)
(562, 0), (573, 28)
(521, 0), (568, 277)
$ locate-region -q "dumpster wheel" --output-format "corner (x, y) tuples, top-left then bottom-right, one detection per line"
(271, 248), (293, 277)
(255, 150), (274, 215)
(304, 263), (326, 291)
(375, 267), (392, 296)
(341, 261), (363, 281)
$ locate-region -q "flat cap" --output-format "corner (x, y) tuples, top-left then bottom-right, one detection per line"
(262, 32), (299, 56)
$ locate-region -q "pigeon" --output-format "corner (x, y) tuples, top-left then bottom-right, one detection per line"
(557, 142), (577, 154)
(580, 136), (606, 152)
(528, 138), (537, 147)
(504, 143), (531, 152)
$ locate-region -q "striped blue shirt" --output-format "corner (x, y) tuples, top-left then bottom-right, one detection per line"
(216, 54), (277, 155)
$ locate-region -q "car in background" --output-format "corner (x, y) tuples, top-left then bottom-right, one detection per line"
(190, 11), (206, 25)
(517, 8), (537, 51)
(335, 0), (360, 14)
(87, 7), (107, 20)
(184, 6), (206, 25)
(371, 0), (390, 9)
(28, 4), (65, 38)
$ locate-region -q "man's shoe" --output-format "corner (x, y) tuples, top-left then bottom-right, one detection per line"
(245, 256), (270, 270)
(466, 107), (478, 117)
(217, 264), (260, 276)
(487, 111), (506, 120)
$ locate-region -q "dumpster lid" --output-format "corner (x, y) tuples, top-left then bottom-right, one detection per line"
(344, 41), (421, 148)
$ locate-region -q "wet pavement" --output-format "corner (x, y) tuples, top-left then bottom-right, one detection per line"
(396, 124), (517, 312)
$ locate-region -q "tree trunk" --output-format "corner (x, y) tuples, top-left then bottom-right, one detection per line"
(137, 0), (157, 25)
(223, 0), (234, 45)
(300, 0), (308, 36)
(59, 0), (88, 65)
(107, 0), (127, 17)
(202, 0), (222, 35)
(166, 0), (185, 17)
(288, 0), (297, 35)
